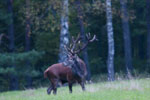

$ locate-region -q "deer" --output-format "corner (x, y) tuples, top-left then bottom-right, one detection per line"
(44, 33), (97, 95)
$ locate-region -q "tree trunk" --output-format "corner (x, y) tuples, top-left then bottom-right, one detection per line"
(59, 0), (69, 62)
(146, 0), (150, 71)
(106, 0), (115, 81)
(7, 0), (18, 90)
(120, 0), (133, 79)
(25, 0), (32, 88)
(76, 0), (91, 81)
(8, 0), (14, 52)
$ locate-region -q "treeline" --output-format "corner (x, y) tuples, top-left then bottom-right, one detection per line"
(0, 0), (149, 91)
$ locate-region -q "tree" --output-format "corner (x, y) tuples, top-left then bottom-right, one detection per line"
(146, 0), (150, 70)
(7, 0), (18, 90)
(59, 0), (69, 62)
(120, 0), (133, 78)
(25, 0), (32, 88)
(106, 0), (115, 81)
(0, 1), (10, 34)
(75, 0), (91, 81)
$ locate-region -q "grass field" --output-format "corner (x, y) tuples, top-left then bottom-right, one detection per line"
(0, 78), (150, 100)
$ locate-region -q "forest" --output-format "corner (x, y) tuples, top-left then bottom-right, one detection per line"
(0, 0), (150, 92)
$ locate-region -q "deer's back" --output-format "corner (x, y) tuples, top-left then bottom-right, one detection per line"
(45, 63), (72, 80)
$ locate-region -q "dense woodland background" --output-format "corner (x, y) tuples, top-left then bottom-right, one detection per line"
(0, 0), (150, 92)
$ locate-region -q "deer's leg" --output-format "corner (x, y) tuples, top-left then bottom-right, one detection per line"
(47, 84), (53, 95)
(80, 81), (85, 91)
(68, 82), (73, 93)
(67, 72), (74, 93)
(53, 87), (57, 95)
(78, 79), (85, 91)
(51, 79), (58, 95)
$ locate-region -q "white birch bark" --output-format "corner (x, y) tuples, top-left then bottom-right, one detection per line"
(106, 0), (115, 81)
(59, 0), (69, 62)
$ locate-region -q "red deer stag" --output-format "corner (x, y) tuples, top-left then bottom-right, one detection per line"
(44, 33), (97, 95)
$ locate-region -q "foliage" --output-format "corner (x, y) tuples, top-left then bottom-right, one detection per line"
(0, 50), (44, 67)
(0, 1), (11, 33)
(0, 50), (44, 75)
(34, 32), (59, 64)
(0, 50), (44, 91)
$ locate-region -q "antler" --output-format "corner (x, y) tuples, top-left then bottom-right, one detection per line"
(71, 33), (82, 51)
(65, 33), (97, 55)
(64, 33), (82, 54)
(73, 33), (98, 54)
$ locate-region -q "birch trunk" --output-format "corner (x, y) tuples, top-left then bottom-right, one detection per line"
(59, 0), (69, 62)
(106, 0), (115, 81)
(120, 0), (133, 79)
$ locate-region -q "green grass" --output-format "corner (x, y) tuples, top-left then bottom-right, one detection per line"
(0, 78), (150, 100)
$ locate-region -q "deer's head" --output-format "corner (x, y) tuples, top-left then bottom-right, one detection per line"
(64, 33), (97, 77)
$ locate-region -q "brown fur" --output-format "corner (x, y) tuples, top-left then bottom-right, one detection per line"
(44, 59), (87, 95)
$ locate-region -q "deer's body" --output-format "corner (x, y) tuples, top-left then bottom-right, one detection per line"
(44, 58), (87, 94)
(44, 63), (73, 84)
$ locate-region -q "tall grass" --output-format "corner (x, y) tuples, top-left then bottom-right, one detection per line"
(0, 78), (150, 100)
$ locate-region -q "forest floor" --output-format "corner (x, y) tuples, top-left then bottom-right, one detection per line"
(0, 78), (150, 100)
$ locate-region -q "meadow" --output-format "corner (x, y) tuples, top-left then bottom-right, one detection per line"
(0, 78), (150, 100)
